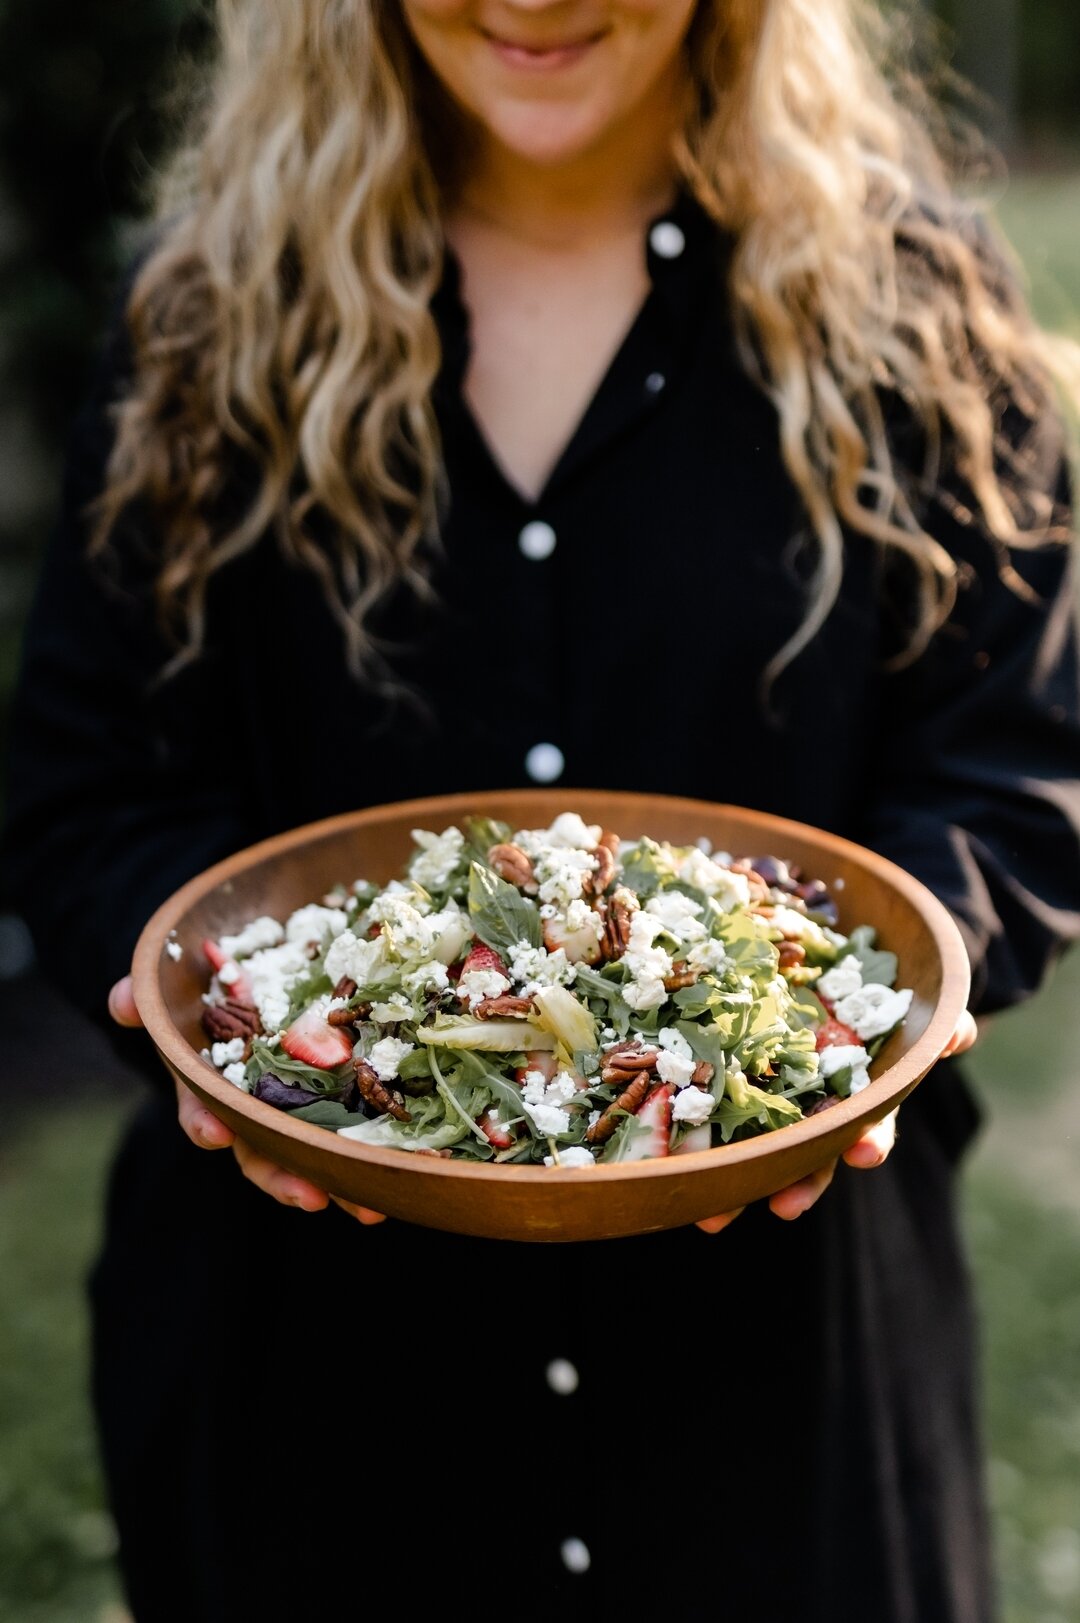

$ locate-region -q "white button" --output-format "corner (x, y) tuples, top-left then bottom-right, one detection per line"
(545, 1358), (579, 1396)
(518, 520), (557, 561)
(649, 220), (685, 259)
(560, 1537), (591, 1575)
(645, 372), (666, 394)
(525, 742), (564, 783)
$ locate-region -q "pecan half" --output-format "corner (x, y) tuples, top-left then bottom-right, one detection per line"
(586, 1072), (652, 1144)
(354, 1060), (411, 1122)
(601, 887), (638, 961)
(690, 1060), (715, 1088)
(599, 1040), (659, 1085)
(488, 842), (537, 892)
(597, 829), (620, 857)
(332, 976), (358, 1000)
(474, 994), (535, 1019)
(777, 941), (806, 970)
(202, 999), (262, 1042)
(663, 961), (696, 991)
(583, 839), (617, 897)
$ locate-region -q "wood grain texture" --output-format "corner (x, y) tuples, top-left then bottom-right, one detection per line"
(131, 790), (971, 1242)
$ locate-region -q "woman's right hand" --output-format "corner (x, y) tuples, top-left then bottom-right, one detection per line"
(108, 975), (387, 1224)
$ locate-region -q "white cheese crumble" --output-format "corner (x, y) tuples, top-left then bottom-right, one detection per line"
(217, 960), (241, 987)
(520, 1066), (578, 1135)
(645, 890), (707, 943)
(621, 912), (673, 1011)
(817, 957), (864, 1003)
(284, 904), (348, 946)
(402, 960), (450, 998)
(508, 942), (576, 994)
(543, 1147), (596, 1168)
(222, 1062), (248, 1088)
(535, 847), (598, 910)
(672, 1087), (714, 1125)
(210, 1037), (246, 1068)
(766, 906), (832, 949)
(818, 1043), (871, 1094)
(685, 938), (729, 975)
(408, 826), (466, 891)
(677, 850), (751, 911)
(165, 939), (183, 962)
(834, 985), (913, 1042)
(655, 1028), (697, 1088)
(459, 968), (511, 1009)
(219, 916), (285, 959)
(246, 939), (313, 1033)
(324, 930), (387, 989)
(369, 1036), (414, 1081)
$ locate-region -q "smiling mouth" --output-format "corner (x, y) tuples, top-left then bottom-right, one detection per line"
(478, 24), (609, 70)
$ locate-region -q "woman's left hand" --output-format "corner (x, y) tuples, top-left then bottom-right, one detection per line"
(695, 1010), (979, 1234)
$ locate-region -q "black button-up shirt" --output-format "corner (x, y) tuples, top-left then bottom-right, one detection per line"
(3, 189), (1080, 1622)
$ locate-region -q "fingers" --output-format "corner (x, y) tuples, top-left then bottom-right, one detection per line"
(695, 1207), (745, 1235)
(330, 1195), (388, 1226)
(232, 1137), (330, 1212)
(940, 1010), (978, 1059)
(175, 1076), (236, 1150)
(841, 1107), (898, 1169)
(108, 975), (143, 1028)
(768, 1159), (836, 1220)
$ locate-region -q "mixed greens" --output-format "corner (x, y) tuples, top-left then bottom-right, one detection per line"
(196, 812), (912, 1167)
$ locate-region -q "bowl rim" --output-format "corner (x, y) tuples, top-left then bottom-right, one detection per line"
(131, 788), (972, 1187)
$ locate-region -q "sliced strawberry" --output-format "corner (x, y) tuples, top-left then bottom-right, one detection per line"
(621, 1082), (674, 1164)
(514, 1049), (559, 1087)
(478, 1109), (515, 1151)
(202, 938), (254, 1003)
(281, 1006), (355, 1070)
(672, 1123), (713, 1157)
(815, 1016), (861, 1051)
(460, 942), (509, 980)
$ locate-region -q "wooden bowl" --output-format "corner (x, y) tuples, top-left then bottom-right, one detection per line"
(132, 790), (970, 1242)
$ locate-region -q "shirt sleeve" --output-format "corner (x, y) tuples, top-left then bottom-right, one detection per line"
(0, 299), (254, 1069)
(868, 416), (1080, 1015)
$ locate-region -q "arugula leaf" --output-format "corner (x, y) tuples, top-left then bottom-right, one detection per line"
(715, 1083), (803, 1142)
(290, 1100), (359, 1129)
(615, 838), (673, 900)
(785, 983), (831, 1030)
(467, 861), (541, 954)
(843, 924), (898, 988)
(462, 817), (513, 868)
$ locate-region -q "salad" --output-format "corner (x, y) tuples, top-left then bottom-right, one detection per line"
(194, 812), (913, 1167)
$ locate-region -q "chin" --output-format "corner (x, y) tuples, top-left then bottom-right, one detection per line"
(483, 98), (616, 167)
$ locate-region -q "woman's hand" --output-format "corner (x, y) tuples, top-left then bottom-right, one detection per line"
(108, 975), (387, 1225)
(694, 1009), (979, 1235)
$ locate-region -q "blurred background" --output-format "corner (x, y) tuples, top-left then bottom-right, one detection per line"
(0, 3), (1078, 1620)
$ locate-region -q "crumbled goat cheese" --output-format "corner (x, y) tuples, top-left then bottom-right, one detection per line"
(210, 1037), (246, 1068)
(621, 912), (673, 1011)
(818, 1043), (871, 1094)
(564, 898), (604, 938)
(408, 826), (465, 891)
(369, 1036), (414, 1081)
(246, 939), (314, 1033)
(324, 930), (387, 990)
(402, 960), (450, 998)
(523, 812), (601, 852)
(219, 916), (285, 958)
(834, 985), (913, 1041)
(817, 957), (864, 1003)
(217, 960), (241, 987)
(588, 1109), (602, 1129)
(285, 904), (348, 946)
(645, 891), (707, 943)
(672, 1087), (714, 1125)
(165, 939), (183, 962)
(686, 938), (730, 974)
(508, 942), (576, 994)
(223, 1062), (248, 1088)
(543, 1146), (596, 1168)
(535, 847), (598, 910)
(459, 968), (511, 1009)
(520, 1067), (577, 1135)
(677, 850), (751, 911)
(767, 906), (832, 949)
(655, 1028), (697, 1088)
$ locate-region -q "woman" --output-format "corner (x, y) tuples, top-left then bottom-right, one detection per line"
(4, 1), (1079, 1618)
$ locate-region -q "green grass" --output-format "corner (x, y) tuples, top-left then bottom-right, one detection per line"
(0, 1097), (132, 1623)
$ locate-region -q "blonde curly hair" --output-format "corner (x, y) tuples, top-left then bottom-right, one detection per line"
(92, 0), (1079, 688)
